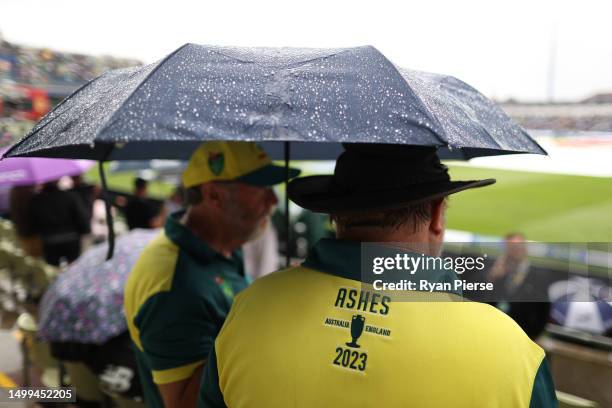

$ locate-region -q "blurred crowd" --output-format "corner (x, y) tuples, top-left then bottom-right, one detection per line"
(0, 35), (140, 150)
(511, 114), (612, 132)
(0, 35), (140, 86)
(501, 98), (612, 132)
(0, 118), (34, 147)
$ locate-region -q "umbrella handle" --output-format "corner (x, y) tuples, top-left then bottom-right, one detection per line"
(285, 142), (290, 268)
(99, 161), (115, 260)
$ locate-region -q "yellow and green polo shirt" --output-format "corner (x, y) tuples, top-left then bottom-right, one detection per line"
(199, 238), (557, 408)
(124, 211), (249, 408)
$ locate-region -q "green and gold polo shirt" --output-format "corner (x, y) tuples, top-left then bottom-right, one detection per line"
(124, 211), (249, 408)
(199, 238), (557, 408)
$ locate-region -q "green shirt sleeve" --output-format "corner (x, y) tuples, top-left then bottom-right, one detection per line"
(135, 290), (219, 383)
(198, 344), (226, 408)
(529, 357), (558, 408)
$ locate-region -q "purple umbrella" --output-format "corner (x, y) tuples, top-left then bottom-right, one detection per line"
(38, 229), (159, 344)
(0, 147), (93, 187)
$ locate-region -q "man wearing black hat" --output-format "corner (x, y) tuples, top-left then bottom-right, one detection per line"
(199, 144), (557, 407)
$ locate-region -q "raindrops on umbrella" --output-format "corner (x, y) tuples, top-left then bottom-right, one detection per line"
(4, 44), (545, 162)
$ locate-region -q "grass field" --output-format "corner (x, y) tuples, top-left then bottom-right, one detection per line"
(86, 162), (612, 242)
(84, 164), (176, 199)
(446, 165), (612, 242)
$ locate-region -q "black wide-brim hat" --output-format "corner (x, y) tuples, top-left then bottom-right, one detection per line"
(288, 144), (495, 213)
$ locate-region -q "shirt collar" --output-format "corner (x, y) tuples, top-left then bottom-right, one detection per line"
(303, 238), (461, 296)
(164, 211), (244, 267)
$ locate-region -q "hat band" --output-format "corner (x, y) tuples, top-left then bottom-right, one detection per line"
(330, 172), (451, 195)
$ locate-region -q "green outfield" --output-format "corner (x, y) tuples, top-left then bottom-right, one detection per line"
(87, 162), (612, 242)
(446, 165), (612, 242)
(85, 164), (176, 199)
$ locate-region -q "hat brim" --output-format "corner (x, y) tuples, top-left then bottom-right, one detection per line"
(238, 163), (301, 187)
(288, 176), (495, 213)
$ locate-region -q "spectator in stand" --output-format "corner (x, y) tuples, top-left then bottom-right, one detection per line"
(9, 184), (43, 257)
(199, 145), (556, 407)
(124, 177), (162, 230)
(488, 232), (552, 340)
(69, 174), (96, 222)
(28, 180), (90, 265)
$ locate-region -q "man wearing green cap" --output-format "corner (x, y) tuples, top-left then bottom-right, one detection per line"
(199, 144), (557, 407)
(124, 141), (299, 408)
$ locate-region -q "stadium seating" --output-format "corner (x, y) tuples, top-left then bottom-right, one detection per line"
(556, 391), (600, 408)
(63, 361), (107, 405)
(0, 220), (59, 314)
(541, 328), (612, 407)
(16, 312), (61, 388)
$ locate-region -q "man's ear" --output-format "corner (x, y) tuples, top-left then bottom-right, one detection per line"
(429, 197), (446, 238)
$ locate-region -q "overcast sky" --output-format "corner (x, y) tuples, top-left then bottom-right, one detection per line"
(1, 0), (611, 102)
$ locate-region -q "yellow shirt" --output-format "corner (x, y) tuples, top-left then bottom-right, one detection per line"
(199, 239), (557, 407)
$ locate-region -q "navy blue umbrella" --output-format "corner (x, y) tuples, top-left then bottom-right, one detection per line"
(2, 44), (546, 260)
(3, 44), (544, 161)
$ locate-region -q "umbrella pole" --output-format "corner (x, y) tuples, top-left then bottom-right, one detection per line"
(99, 161), (115, 260)
(284, 141), (290, 268)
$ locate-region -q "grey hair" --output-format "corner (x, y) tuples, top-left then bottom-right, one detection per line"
(331, 199), (446, 232)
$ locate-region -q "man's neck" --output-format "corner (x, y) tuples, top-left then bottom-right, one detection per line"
(180, 208), (243, 258)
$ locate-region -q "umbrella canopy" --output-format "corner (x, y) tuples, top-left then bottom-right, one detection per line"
(549, 277), (612, 335)
(37, 229), (158, 344)
(0, 147), (93, 186)
(3, 44), (545, 162)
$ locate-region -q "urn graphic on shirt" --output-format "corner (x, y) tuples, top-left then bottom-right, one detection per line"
(346, 314), (365, 348)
